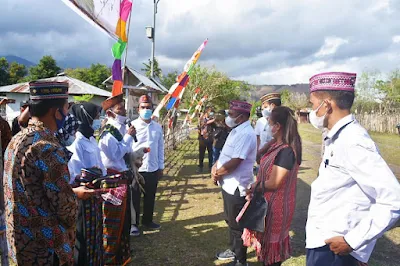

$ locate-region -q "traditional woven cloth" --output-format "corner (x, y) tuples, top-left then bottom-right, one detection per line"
(261, 93), (281, 104)
(102, 177), (131, 266)
(74, 168), (104, 266)
(242, 143), (298, 265)
(229, 100), (252, 114)
(29, 81), (69, 100)
(309, 72), (357, 92)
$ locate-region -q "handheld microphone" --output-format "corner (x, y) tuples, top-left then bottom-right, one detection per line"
(126, 119), (138, 142)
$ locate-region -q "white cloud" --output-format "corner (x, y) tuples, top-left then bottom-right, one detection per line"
(315, 37), (349, 58)
(1, 0), (400, 85)
(392, 36), (400, 43)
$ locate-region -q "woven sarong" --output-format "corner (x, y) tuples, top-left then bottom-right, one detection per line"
(102, 175), (131, 266)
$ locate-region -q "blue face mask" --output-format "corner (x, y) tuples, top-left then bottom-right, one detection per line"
(139, 109), (153, 120)
(55, 109), (67, 130)
(92, 119), (101, 131)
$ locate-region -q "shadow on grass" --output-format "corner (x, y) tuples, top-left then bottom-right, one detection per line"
(131, 136), (400, 266)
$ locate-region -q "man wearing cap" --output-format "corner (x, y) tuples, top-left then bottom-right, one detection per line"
(130, 94), (164, 235)
(306, 72), (400, 266)
(11, 100), (29, 136)
(212, 100), (256, 266)
(98, 92), (136, 265)
(255, 93), (282, 151)
(3, 81), (78, 265)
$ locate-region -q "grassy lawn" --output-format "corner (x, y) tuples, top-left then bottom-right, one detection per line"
(131, 126), (400, 266)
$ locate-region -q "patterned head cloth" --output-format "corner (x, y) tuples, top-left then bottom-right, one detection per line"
(29, 81), (68, 100)
(310, 72), (357, 93)
(260, 93), (281, 104)
(229, 100), (252, 114)
(139, 94), (152, 104)
(101, 93), (124, 111)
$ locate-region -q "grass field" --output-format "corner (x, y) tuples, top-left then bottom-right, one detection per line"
(131, 125), (400, 266)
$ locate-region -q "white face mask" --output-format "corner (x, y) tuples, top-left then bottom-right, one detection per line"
(309, 101), (327, 130)
(225, 114), (241, 128)
(262, 108), (271, 118)
(111, 112), (127, 125)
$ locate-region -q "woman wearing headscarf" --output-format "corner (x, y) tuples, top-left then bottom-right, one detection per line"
(68, 102), (106, 180)
(67, 102), (106, 266)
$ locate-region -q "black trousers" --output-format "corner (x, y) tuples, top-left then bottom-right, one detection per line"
(307, 245), (360, 266)
(199, 137), (213, 168)
(222, 188), (247, 263)
(132, 171), (159, 225)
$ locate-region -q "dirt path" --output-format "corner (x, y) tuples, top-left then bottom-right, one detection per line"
(131, 136), (400, 266)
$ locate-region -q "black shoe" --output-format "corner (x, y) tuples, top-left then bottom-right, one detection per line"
(143, 222), (161, 230)
(216, 249), (235, 261)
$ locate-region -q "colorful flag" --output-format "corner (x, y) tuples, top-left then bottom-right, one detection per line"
(191, 95), (208, 120)
(182, 87), (201, 127)
(153, 39), (208, 118)
(62, 0), (133, 97)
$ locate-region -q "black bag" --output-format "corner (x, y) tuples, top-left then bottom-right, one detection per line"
(237, 180), (268, 232)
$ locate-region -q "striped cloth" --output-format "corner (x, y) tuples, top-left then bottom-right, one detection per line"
(242, 143), (298, 265)
(102, 173), (131, 266)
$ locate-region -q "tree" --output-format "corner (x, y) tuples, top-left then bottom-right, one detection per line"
(8, 62), (27, 84)
(161, 70), (179, 89)
(250, 101), (261, 117)
(73, 94), (94, 102)
(378, 69), (400, 103)
(280, 89), (291, 106)
(29, 55), (61, 80)
(287, 92), (309, 111)
(0, 57), (28, 85)
(65, 64), (111, 90)
(141, 58), (162, 79)
(0, 57), (9, 86)
(183, 65), (250, 110)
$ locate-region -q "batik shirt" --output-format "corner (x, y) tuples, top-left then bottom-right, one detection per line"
(3, 120), (77, 265)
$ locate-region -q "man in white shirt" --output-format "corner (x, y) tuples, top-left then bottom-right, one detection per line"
(98, 93), (136, 264)
(254, 92), (281, 151)
(306, 72), (400, 266)
(99, 93), (136, 172)
(131, 95), (164, 234)
(212, 100), (256, 266)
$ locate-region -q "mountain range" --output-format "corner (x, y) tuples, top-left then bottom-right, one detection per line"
(249, 84), (309, 100)
(0, 55), (36, 67)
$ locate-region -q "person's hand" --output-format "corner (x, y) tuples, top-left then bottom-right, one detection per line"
(325, 236), (353, 255)
(157, 169), (163, 179)
(127, 125), (136, 136)
(211, 166), (222, 182)
(246, 182), (257, 195)
(73, 186), (97, 200)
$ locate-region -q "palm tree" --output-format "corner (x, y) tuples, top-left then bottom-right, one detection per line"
(142, 58), (162, 79)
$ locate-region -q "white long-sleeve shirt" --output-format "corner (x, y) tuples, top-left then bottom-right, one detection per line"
(131, 118), (164, 172)
(306, 114), (400, 263)
(99, 118), (133, 172)
(217, 120), (256, 196)
(67, 132), (107, 183)
(254, 117), (273, 150)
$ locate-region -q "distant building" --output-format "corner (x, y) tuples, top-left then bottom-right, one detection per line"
(103, 66), (168, 120)
(0, 74), (111, 125)
(297, 108), (311, 123)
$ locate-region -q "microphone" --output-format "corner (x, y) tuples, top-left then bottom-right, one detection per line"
(125, 119), (138, 142)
